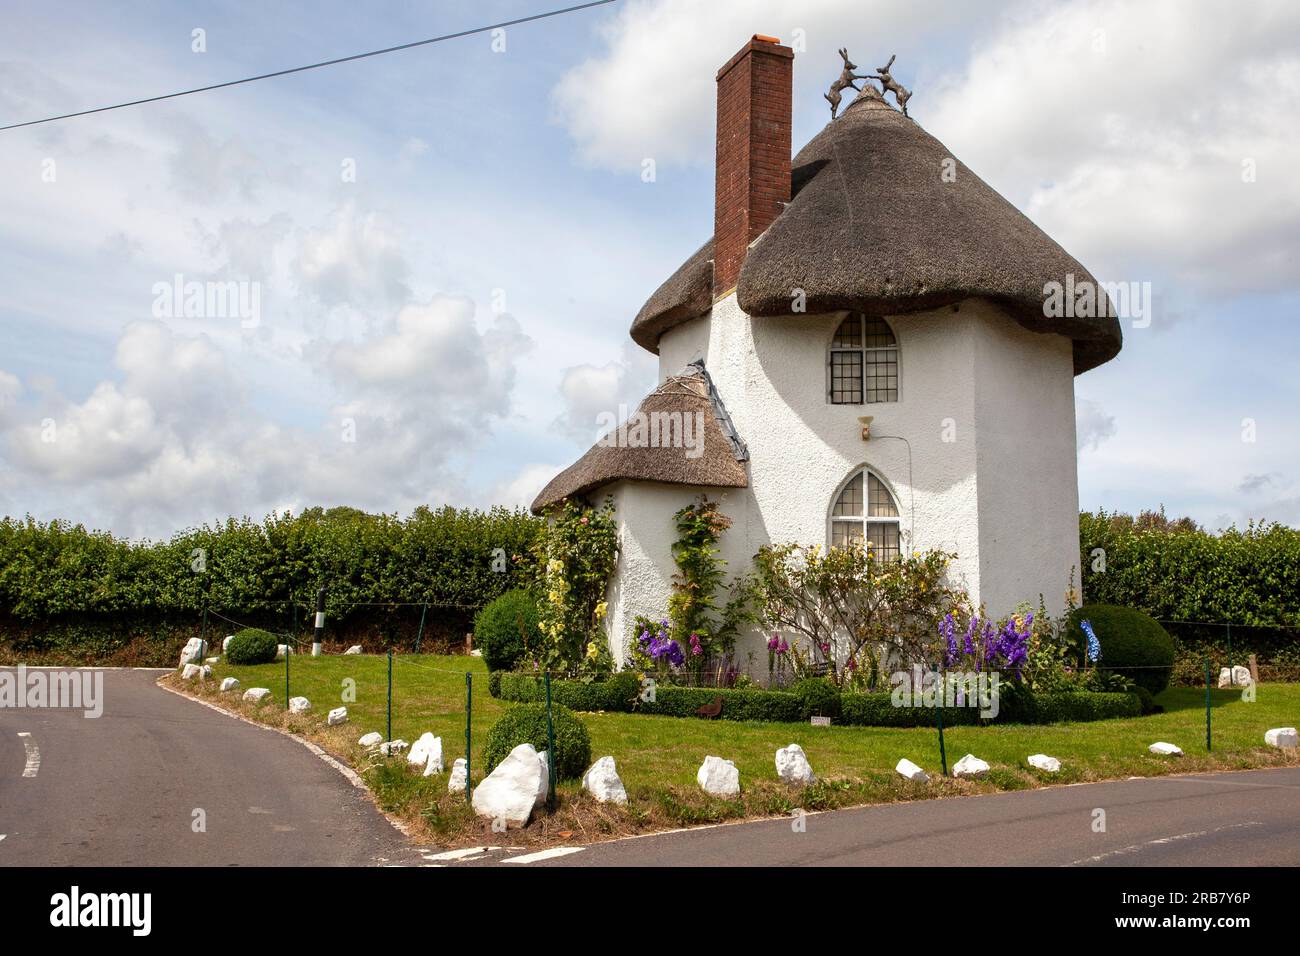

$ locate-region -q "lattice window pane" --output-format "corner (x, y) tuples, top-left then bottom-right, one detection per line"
(867, 473), (899, 517)
(833, 472), (863, 517)
(866, 521), (901, 562)
(863, 347), (898, 403)
(832, 314), (862, 348)
(863, 318), (897, 348)
(830, 351), (863, 404)
(831, 520), (863, 548)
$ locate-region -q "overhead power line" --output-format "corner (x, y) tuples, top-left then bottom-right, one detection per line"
(1, 0), (618, 132)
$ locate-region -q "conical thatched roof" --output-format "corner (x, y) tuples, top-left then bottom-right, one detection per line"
(630, 93), (1122, 374)
(531, 365), (748, 514)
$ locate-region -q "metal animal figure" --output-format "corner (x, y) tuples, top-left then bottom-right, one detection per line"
(873, 54), (912, 117)
(824, 48), (871, 119)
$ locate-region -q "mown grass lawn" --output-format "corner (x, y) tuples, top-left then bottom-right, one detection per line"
(166, 654), (1300, 849)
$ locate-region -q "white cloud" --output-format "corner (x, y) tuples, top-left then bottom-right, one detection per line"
(551, 342), (657, 442)
(924, 0), (1300, 294)
(552, 0), (973, 170)
(1076, 398), (1116, 452)
(488, 463), (566, 511)
(295, 202), (411, 309)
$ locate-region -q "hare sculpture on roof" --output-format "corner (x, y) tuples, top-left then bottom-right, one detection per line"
(824, 48), (870, 119)
(873, 54), (912, 117)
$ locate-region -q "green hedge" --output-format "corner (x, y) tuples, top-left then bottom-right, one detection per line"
(0, 506), (541, 662)
(492, 674), (1138, 726)
(1080, 510), (1300, 627)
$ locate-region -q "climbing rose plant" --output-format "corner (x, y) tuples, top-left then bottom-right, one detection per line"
(667, 496), (747, 677)
(532, 498), (618, 676)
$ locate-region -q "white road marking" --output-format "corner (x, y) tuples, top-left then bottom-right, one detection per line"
(1068, 821), (1263, 865)
(423, 846), (492, 861)
(501, 847), (585, 865)
(17, 732), (39, 778)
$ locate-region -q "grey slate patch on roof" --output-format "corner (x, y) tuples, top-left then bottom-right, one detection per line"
(530, 368), (748, 514)
(629, 95), (1122, 375)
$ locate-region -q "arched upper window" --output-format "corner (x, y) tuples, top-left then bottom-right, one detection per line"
(828, 314), (898, 404)
(829, 467), (901, 561)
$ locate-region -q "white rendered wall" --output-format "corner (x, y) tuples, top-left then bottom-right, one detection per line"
(972, 316), (1080, 617)
(605, 293), (1081, 674)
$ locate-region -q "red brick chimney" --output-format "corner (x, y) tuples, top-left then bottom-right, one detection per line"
(713, 35), (794, 298)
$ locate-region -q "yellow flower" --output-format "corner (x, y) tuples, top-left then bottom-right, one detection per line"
(594, 601), (608, 620)
(586, 641), (600, 660)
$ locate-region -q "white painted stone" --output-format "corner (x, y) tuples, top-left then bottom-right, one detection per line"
(409, 732), (438, 768)
(696, 755), (740, 797)
(288, 696), (310, 713)
(220, 677), (240, 693)
(582, 756), (628, 804)
(533, 751), (551, 809)
(953, 753), (990, 778)
(358, 731), (383, 748)
(470, 649), (483, 657)
(379, 739), (409, 756)
(422, 737), (444, 776)
(178, 637), (206, 667)
(895, 758), (929, 782)
(276, 644), (293, 659)
(1027, 753), (1061, 773)
(1217, 665), (1253, 688)
(448, 757), (468, 793)
(775, 743), (815, 785)
(222, 635), (235, 652)
(243, 687), (271, 703)
(205, 656), (220, 664)
(471, 743), (544, 828)
(181, 663), (201, 680)
(327, 706), (348, 726)
(344, 645), (363, 655)
(1149, 741), (1183, 756)
(200, 665), (212, 679)
(1264, 727), (1298, 748)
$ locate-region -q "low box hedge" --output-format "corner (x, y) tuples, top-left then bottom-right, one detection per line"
(839, 692), (986, 727)
(491, 672), (801, 722)
(641, 686), (802, 723)
(491, 672), (1140, 726)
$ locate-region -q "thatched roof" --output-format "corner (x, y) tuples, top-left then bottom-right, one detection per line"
(630, 92), (1122, 374)
(531, 364), (748, 514)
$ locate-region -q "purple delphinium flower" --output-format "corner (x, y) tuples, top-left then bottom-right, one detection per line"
(941, 613), (958, 667)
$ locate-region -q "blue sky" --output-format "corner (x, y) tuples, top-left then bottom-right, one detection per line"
(0, 0), (1297, 538)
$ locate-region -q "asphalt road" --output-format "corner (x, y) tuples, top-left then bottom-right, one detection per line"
(511, 766), (1300, 866)
(0, 668), (412, 866)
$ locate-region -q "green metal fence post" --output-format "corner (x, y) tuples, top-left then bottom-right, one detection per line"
(414, 602), (428, 654)
(386, 648), (393, 744)
(1226, 622), (1233, 686)
(934, 665), (948, 776)
(200, 605), (208, 678)
(1205, 655), (1212, 752)
(544, 672), (558, 811)
(465, 672), (473, 804)
(285, 634), (290, 708)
